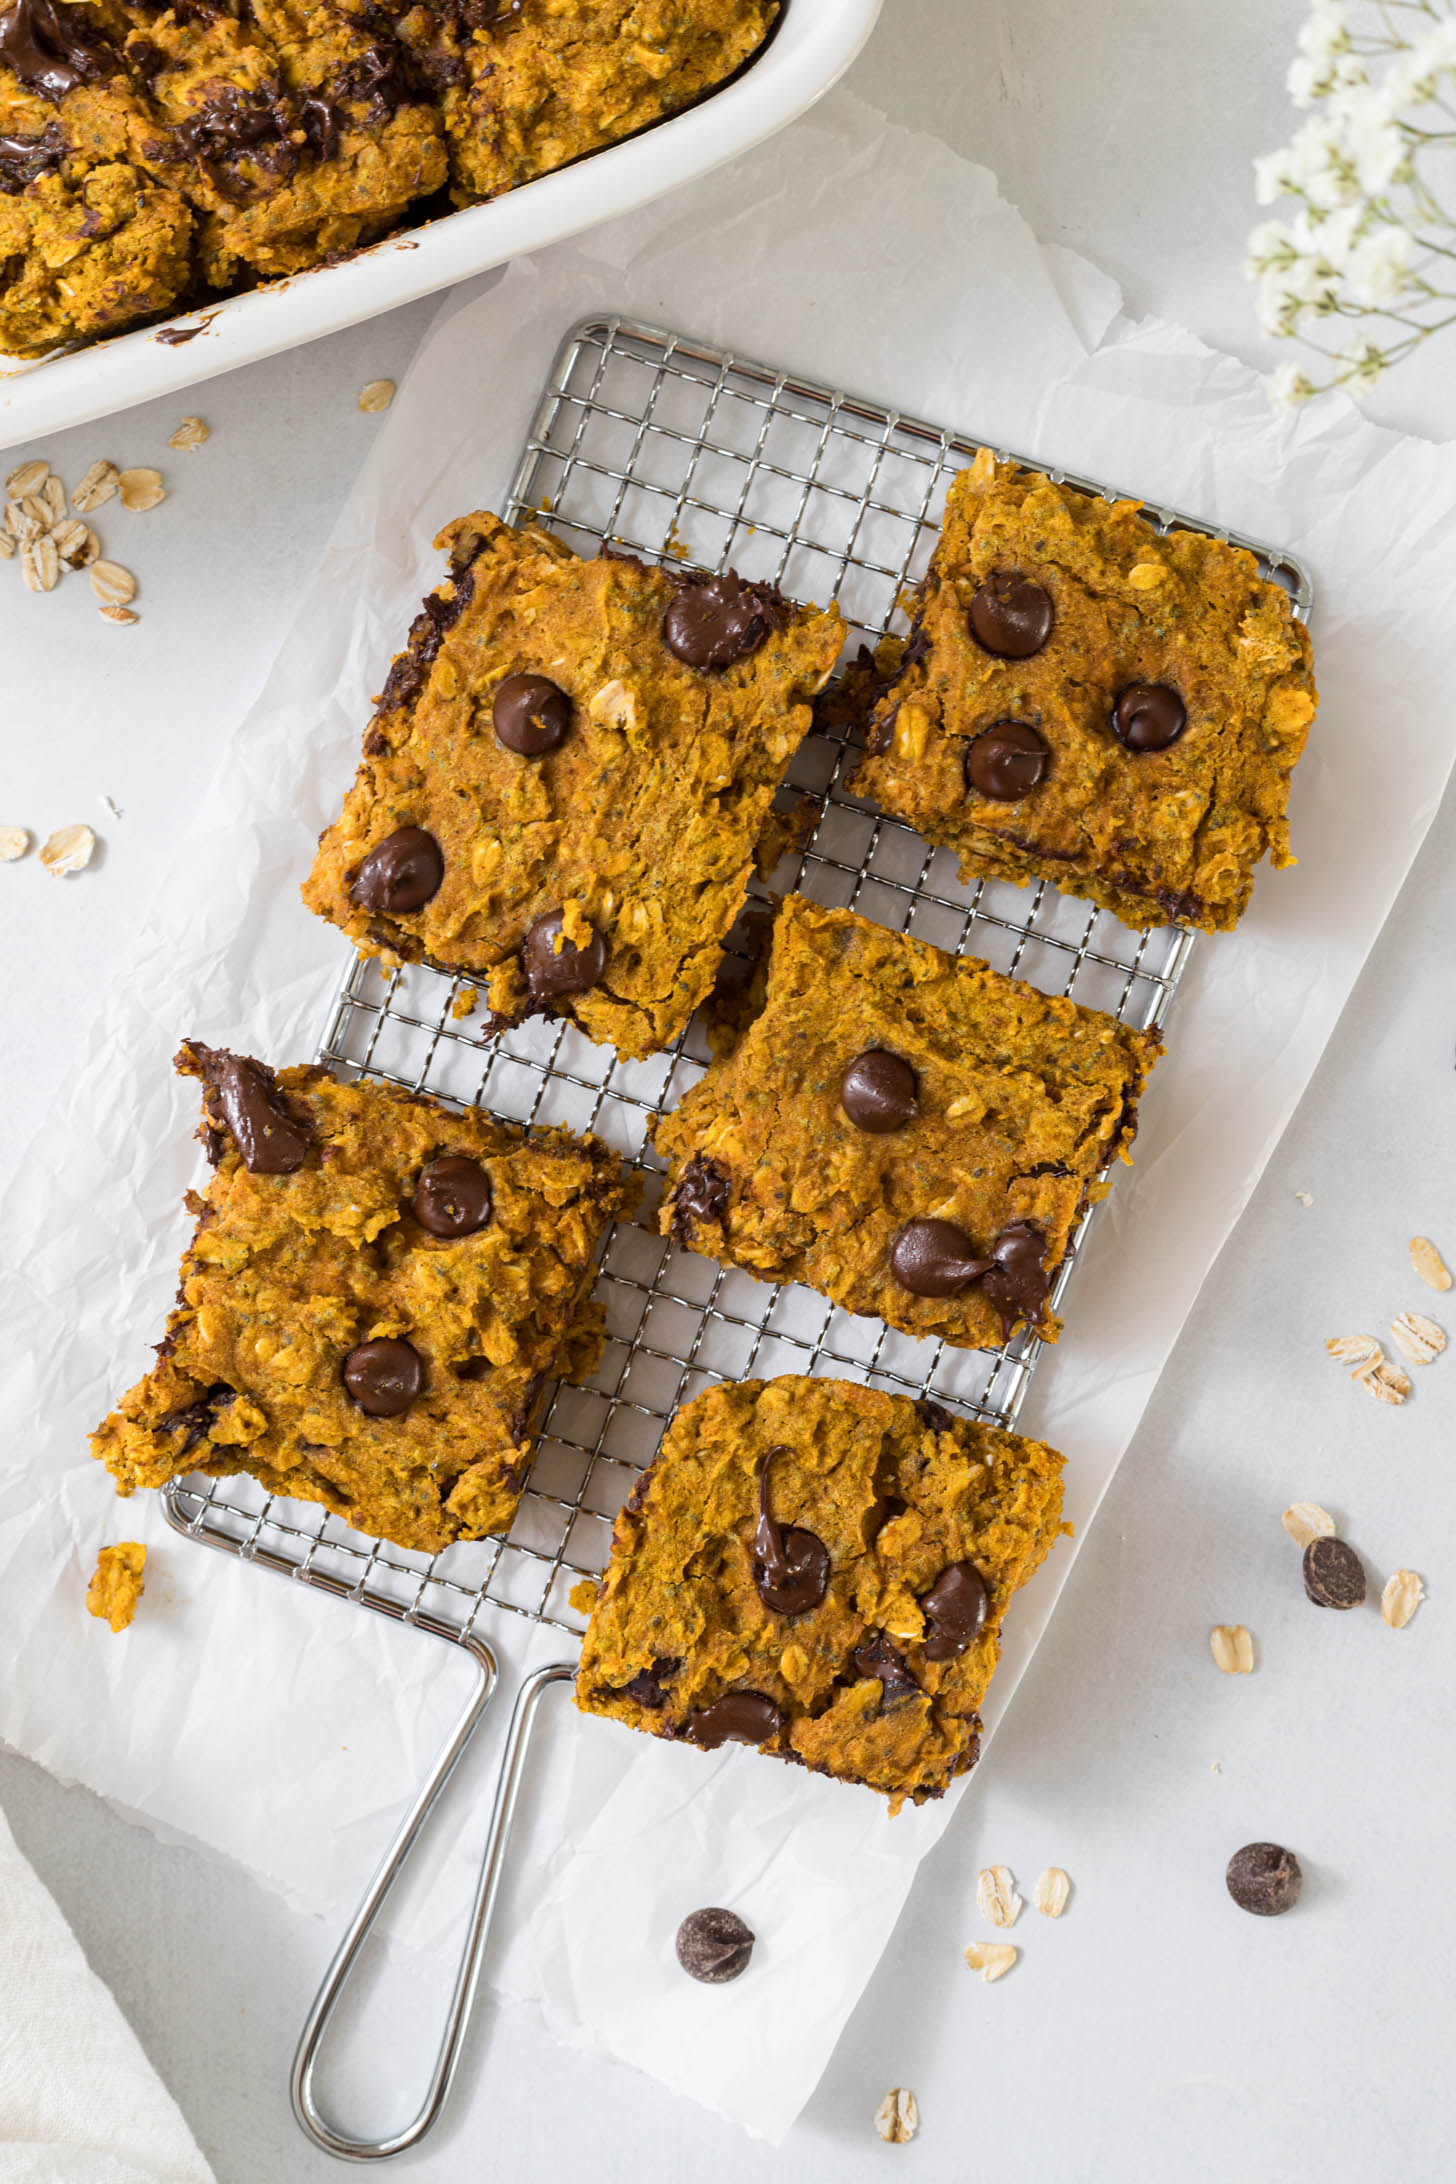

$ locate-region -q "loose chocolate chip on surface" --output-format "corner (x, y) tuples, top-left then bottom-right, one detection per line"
(186, 1042), (311, 1176)
(413, 1155), (493, 1238)
(852, 1632), (921, 1700)
(1303, 1535), (1367, 1610)
(840, 1049), (919, 1134)
(890, 1218), (993, 1298)
(683, 1692), (783, 1749)
(752, 1446), (831, 1616)
(349, 826), (444, 914)
(965, 720), (1051, 801)
(492, 671), (572, 755)
(969, 572), (1054, 658)
(671, 1152), (731, 1239)
(663, 571), (785, 670)
(1112, 681), (1187, 752)
(521, 909), (607, 1002)
(675, 1907), (755, 1984)
(1226, 1841), (1303, 1916)
(342, 1337), (424, 1418)
(982, 1220), (1051, 1336)
(921, 1560), (990, 1660)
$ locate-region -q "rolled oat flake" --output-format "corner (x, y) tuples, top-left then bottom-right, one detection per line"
(1303, 1535), (1367, 1610)
(1226, 1841), (1303, 1917)
(675, 1906), (755, 1984)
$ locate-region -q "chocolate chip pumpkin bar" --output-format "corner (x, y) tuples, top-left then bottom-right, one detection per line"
(851, 452), (1317, 933)
(91, 1043), (638, 1553)
(576, 1375), (1066, 1806)
(655, 894), (1159, 1351)
(302, 514), (845, 1060)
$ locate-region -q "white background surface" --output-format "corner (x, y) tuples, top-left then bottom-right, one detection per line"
(3, 5), (1454, 2180)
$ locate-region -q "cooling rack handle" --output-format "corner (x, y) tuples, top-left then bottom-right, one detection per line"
(291, 1654), (577, 2161)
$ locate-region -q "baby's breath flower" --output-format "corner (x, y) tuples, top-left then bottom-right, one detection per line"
(1345, 222), (1414, 308)
(1269, 363), (1319, 408)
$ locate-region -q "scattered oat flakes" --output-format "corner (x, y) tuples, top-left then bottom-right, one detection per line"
(99, 604), (139, 626)
(358, 378), (395, 413)
(118, 466), (165, 512)
(41, 472), (65, 525)
(874, 2089), (918, 2145)
(1033, 1867), (1071, 1919)
(1210, 1624), (1255, 1675)
(1355, 1358), (1412, 1406)
(1390, 1312), (1445, 1366)
(21, 535), (59, 592)
(1326, 1334), (1382, 1371)
(1381, 1569), (1425, 1629)
(71, 459), (119, 513)
(168, 415), (209, 452)
(51, 517), (98, 569)
(976, 1866), (1022, 1929)
(5, 496), (40, 542)
(86, 1541), (146, 1633)
(1282, 1500), (1336, 1548)
(1294, 1190), (1313, 1206)
(964, 1941), (1018, 1983)
(0, 826), (31, 861)
(0, 530), (14, 559)
(1410, 1237), (1452, 1293)
(5, 456), (48, 497)
(40, 823), (96, 877)
(89, 559), (137, 607)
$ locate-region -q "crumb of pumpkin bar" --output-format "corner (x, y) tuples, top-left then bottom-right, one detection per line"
(86, 1541), (147, 1633)
(654, 894), (1159, 1351)
(401, 0), (779, 204)
(851, 452), (1317, 934)
(575, 1375), (1067, 1807)
(301, 514), (844, 1061)
(90, 1043), (638, 1553)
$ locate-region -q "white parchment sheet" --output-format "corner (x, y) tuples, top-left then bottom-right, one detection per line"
(5, 92), (1456, 2143)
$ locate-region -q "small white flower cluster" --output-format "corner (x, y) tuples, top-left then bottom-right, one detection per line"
(1246, 0), (1456, 403)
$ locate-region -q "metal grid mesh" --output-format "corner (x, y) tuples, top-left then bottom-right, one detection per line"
(165, 313), (1312, 1646)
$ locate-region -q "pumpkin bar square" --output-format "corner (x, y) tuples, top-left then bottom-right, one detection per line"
(654, 894), (1159, 1352)
(91, 1043), (639, 1554)
(851, 452), (1317, 933)
(575, 1375), (1066, 1807)
(302, 514), (845, 1061)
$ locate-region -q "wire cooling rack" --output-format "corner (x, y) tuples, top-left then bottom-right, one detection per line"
(162, 313), (1313, 2159)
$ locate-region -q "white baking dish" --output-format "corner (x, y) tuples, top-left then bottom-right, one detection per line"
(0, 0), (882, 451)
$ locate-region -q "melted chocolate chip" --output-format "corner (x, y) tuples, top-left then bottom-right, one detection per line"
(920, 1560), (990, 1660)
(521, 910), (606, 1003)
(675, 1907), (755, 1984)
(663, 571), (787, 671)
(683, 1692), (783, 1750)
(492, 672), (572, 755)
(1112, 681), (1187, 753)
(413, 1155), (492, 1238)
(172, 83), (294, 173)
(159, 1380), (235, 1455)
(618, 1657), (681, 1710)
(184, 1042), (311, 1175)
(376, 558), (479, 713)
(0, 121), (65, 192)
(752, 1446), (830, 1616)
(851, 1632), (920, 1700)
(840, 1050), (919, 1134)
(342, 1336), (424, 1417)
(508, 1368), (548, 1447)
(349, 826), (444, 914)
(917, 1401), (956, 1434)
(1226, 1841), (1303, 1917)
(889, 1219), (992, 1298)
(965, 720), (1050, 800)
(670, 1153), (731, 1240)
(1303, 1536), (1366, 1610)
(969, 572), (1054, 658)
(982, 1220), (1051, 1337)
(0, 0), (115, 103)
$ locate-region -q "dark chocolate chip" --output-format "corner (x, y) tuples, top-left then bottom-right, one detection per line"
(413, 1155), (492, 1238)
(492, 672), (572, 756)
(185, 1042), (311, 1176)
(0, 0), (115, 102)
(1112, 682), (1187, 753)
(965, 720), (1050, 801)
(342, 1336), (424, 1417)
(921, 1560), (990, 1660)
(159, 1381), (235, 1456)
(851, 1632), (920, 1700)
(969, 572), (1053, 658)
(982, 1219), (1051, 1337)
(683, 1692), (783, 1750)
(1226, 1841), (1303, 1917)
(889, 1218), (992, 1298)
(349, 826), (444, 914)
(1303, 1536), (1366, 1610)
(840, 1049), (919, 1134)
(521, 909), (607, 1002)
(917, 1401), (956, 1434)
(618, 1657), (681, 1710)
(663, 571), (786, 670)
(670, 1153), (731, 1240)
(0, 120), (65, 191)
(752, 1445), (830, 1616)
(675, 1907), (755, 1984)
